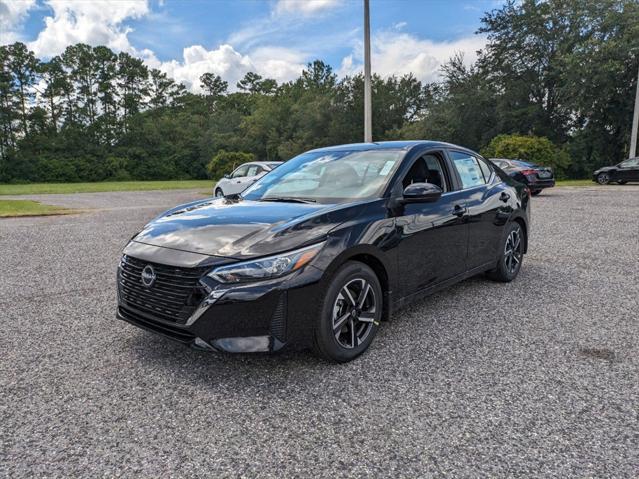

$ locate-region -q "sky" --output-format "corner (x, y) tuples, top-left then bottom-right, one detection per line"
(0, 0), (503, 92)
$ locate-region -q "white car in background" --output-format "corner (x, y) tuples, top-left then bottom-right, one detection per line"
(214, 161), (283, 197)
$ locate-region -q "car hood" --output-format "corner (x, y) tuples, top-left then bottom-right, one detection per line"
(594, 166), (616, 173)
(132, 197), (366, 260)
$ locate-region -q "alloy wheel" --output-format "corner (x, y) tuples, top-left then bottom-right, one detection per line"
(504, 227), (522, 275)
(332, 278), (377, 349)
(597, 173), (610, 185)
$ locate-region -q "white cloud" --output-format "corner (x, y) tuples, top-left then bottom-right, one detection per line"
(4, 0), (485, 95)
(27, 0), (150, 57)
(4, 0), (306, 94)
(0, 0), (38, 43)
(338, 31), (486, 83)
(274, 0), (341, 16)
(159, 44), (306, 93)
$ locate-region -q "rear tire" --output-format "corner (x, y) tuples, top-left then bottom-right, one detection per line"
(313, 261), (382, 363)
(215, 188), (224, 198)
(617, 181), (627, 185)
(531, 190), (542, 196)
(487, 222), (524, 282)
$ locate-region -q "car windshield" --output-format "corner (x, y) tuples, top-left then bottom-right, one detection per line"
(267, 162), (282, 169)
(619, 158), (639, 167)
(242, 149), (404, 203)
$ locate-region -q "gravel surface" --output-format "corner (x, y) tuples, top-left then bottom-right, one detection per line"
(1, 186), (638, 478)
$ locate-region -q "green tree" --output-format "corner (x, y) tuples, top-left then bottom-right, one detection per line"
(237, 72), (276, 94)
(206, 150), (255, 179)
(481, 134), (571, 176)
(6, 42), (38, 137)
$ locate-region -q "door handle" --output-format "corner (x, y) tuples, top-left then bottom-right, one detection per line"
(500, 192), (510, 202)
(453, 204), (467, 217)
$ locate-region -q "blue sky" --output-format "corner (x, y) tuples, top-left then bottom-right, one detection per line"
(1, 0), (502, 91)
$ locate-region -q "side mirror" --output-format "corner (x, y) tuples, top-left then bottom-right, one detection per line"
(223, 174), (231, 179)
(401, 182), (442, 203)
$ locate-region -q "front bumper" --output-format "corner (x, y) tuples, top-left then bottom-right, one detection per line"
(116, 246), (325, 353)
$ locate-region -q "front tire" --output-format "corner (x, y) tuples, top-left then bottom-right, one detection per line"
(313, 261), (382, 363)
(487, 222), (524, 282)
(596, 173), (610, 185)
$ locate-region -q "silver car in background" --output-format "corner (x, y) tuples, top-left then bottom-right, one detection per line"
(214, 161), (283, 197)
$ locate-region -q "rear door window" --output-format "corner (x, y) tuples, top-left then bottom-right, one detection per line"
(246, 165), (260, 177)
(450, 151), (486, 189)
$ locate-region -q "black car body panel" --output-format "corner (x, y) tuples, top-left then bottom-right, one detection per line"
(133, 198), (368, 259)
(117, 141), (530, 353)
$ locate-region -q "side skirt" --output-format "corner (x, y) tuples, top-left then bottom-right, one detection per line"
(391, 261), (496, 312)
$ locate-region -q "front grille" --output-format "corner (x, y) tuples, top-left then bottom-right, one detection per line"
(118, 305), (196, 343)
(118, 255), (207, 324)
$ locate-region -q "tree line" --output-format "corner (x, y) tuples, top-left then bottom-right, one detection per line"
(1, 0), (637, 183)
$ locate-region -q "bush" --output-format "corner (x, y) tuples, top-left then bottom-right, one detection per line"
(481, 134), (571, 177)
(207, 150), (255, 179)
(104, 156), (131, 181)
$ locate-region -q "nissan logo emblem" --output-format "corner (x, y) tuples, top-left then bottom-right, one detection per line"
(141, 265), (156, 288)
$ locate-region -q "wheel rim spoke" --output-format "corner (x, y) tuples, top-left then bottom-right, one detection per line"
(357, 282), (371, 309)
(341, 286), (357, 307)
(333, 312), (350, 332)
(358, 312), (375, 322)
(349, 319), (357, 348)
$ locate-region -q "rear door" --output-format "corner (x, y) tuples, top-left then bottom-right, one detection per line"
(448, 150), (510, 270)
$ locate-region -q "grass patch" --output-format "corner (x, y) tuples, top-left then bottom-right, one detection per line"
(0, 178), (598, 197)
(556, 179), (594, 187)
(0, 200), (72, 218)
(0, 180), (213, 196)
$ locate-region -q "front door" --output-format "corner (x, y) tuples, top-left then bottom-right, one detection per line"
(394, 152), (469, 296)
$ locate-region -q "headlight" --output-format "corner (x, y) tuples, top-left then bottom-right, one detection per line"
(209, 242), (325, 283)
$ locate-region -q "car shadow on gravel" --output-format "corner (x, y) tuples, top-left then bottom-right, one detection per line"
(122, 277), (493, 390)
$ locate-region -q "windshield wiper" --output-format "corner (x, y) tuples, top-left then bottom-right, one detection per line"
(260, 196), (317, 204)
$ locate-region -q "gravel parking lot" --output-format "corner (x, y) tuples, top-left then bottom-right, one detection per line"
(1, 186), (638, 477)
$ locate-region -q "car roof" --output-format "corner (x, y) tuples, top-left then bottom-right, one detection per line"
(243, 161), (283, 167)
(307, 140), (478, 155)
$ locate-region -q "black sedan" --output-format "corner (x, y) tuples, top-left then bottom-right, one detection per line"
(117, 141), (531, 362)
(593, 157), (639, 185)
(490, 158), (555, 196)
(490, 158), (555, 195)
